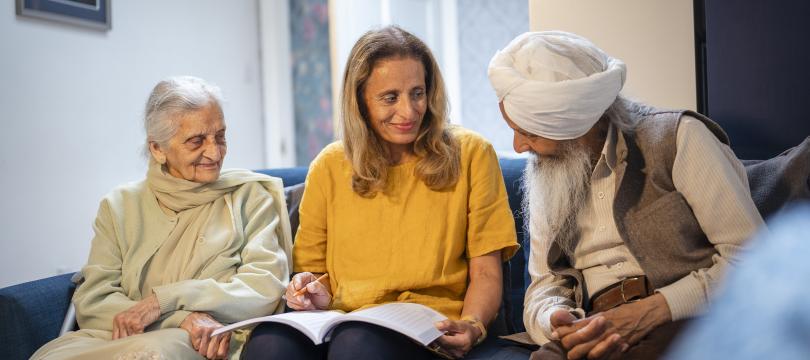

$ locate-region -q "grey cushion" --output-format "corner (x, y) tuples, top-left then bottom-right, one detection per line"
(284, 182), (306, 241)
(744, 136), (810, 219)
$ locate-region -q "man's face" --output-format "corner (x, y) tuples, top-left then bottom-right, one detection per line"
(499, 102), (573, 157)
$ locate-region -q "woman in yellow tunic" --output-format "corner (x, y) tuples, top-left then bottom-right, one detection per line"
(244, 26), (520, 360)
(31, 76), (293, 360)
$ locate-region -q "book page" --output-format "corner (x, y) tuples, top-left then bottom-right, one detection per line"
(323, 303), (448, 345)
(211, 310), (343, 344)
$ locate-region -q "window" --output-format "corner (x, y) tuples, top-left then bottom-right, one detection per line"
(260, 0), (529, 167)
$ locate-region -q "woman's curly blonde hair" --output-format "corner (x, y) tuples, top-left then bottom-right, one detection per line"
(340, 26), (460, 197)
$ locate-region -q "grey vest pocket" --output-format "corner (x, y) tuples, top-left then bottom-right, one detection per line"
(624, 191), (715, 288)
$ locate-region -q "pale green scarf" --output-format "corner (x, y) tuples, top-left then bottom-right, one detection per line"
(143, 158), (293, 288)
(147, 159), (276, 212)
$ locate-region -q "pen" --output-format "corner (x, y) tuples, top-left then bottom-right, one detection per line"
(293, 273), (329, 297)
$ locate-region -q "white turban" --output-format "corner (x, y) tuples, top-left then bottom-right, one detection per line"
(488, 31), (626, 140)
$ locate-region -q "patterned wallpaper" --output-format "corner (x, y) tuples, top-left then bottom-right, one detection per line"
(457, 0), (528, 154)
(290, 0), (334, 166)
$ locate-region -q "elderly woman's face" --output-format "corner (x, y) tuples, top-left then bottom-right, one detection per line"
(362, 57), (427, 155)
(152, 103), (227, 183)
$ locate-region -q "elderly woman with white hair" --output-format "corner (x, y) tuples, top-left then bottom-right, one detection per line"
(31, 76), (293, 360)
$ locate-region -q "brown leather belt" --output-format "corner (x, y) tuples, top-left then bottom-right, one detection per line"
(588, 276), (653, 314)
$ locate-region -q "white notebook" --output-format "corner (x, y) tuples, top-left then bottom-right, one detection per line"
(212, 302), (448, 346)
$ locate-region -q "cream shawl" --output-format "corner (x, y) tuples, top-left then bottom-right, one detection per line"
(73, 160), (293, 359)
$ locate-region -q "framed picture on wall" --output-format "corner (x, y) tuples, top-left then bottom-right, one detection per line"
(16, 0), (111, 30)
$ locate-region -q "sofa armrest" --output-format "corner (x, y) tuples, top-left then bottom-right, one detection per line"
(0, 273), (76, 359)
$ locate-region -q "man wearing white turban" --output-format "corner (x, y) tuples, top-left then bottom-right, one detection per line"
(489, 32), (764, 359)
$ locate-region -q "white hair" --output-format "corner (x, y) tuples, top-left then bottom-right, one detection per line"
(143, 76), (224, 155)
(602, 95), (647, 134)
(522, 142), (594, 257)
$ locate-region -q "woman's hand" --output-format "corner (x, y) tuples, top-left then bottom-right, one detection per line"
(112, 293), (161, 340)
(427, 251), (501, 358)
(431, 319), (482, 359)
(180, 312), (230, 360)
(285, 272), (331, 310)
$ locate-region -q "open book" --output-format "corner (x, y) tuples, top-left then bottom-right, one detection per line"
(212, 302), (448, 346)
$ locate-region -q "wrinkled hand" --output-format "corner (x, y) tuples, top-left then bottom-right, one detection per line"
(112, 293), (161, 340)
(180, 312), (230, 360)
(592, 293), (671, 349)
(430, 319), (482, 359)
(285, 272), (331, 311)
(550, 309), (625, 360)
(553, 294), (671, 359)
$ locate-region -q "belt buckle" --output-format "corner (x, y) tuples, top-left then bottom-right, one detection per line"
(620, 276), (642, 303)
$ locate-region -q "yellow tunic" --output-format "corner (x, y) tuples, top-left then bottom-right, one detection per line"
(293, 129), (519, 319)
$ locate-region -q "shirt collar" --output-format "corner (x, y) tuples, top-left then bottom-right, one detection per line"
(600, 122), (620, 171)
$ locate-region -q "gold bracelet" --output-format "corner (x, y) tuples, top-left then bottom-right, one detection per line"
(461, 315), (487, 346)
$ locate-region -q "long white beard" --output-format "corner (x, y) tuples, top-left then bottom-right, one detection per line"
(522, 142), (594, 257)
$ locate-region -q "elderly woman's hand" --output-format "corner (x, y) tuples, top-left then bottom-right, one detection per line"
(180, 312), (230, 359)
(430, 319), (483, 359)
(285, 272), (331, 310)
(112, 293), (161, 340)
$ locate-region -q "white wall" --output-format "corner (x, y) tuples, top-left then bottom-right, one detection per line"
(0, 0), (266, 287)
(529, 0), (697, 110)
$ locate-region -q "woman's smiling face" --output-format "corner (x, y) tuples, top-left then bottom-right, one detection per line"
(362, 56), (428, 157)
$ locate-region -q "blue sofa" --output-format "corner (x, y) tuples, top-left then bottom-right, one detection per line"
(0, 158), (532, 360)
(4, 132), (808, 359)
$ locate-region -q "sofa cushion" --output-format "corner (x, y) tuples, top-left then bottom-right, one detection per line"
(498, 157), (529, 334)
(284, 182), (306, 240)
(743, 136), (810, 219)
(0, 273), (76, 359)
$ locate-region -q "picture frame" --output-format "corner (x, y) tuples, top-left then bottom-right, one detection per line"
(16, 0), (111, 31)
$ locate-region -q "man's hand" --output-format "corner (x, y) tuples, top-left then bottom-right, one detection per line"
(112, 293), (161, 340)
(180, 312), (230, 359)
(550, 309), (626, 360)
(597, 293), (671, 347)
(553, 294), (671, 359)
(285, 272), (331, 310)
(431, 319), (482, 359)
